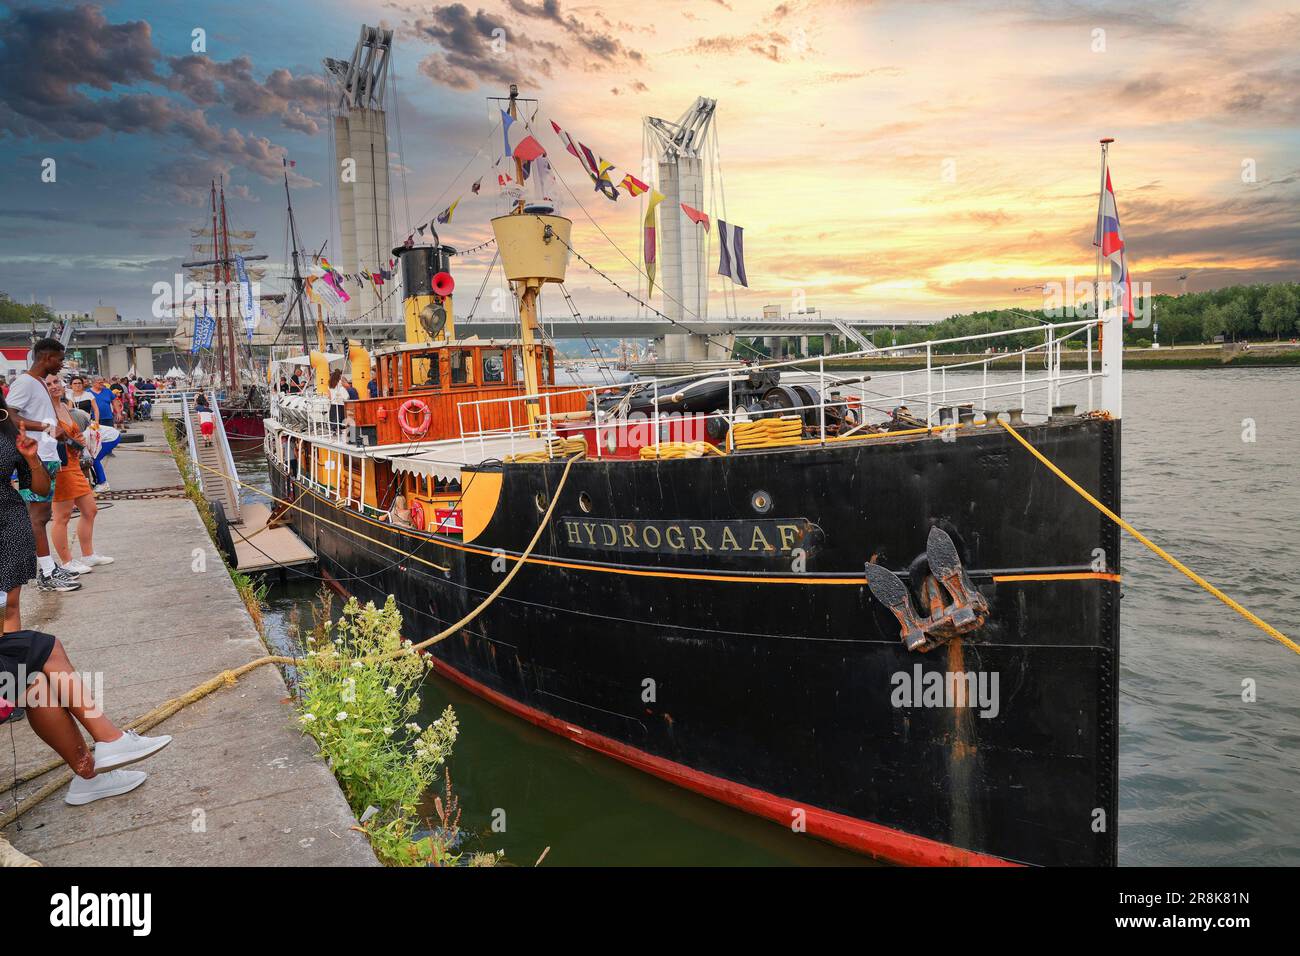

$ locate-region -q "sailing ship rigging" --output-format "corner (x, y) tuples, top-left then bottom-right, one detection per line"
(178, 178), (277, 438)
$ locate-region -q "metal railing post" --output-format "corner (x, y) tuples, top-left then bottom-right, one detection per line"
(1020, 351), (1027, 410)
(818, 355), (827, 444)
(925, 344), (933, 426)
(653, 379), (660, 454)
(981, 360), (988, 421)
(1087, 321), (1095, 411)
(1046, 324), (1055, 416)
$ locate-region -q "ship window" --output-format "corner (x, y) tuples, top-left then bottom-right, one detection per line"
(412, 352), (439, 389)
(482, 349), (505, 384)
(578, 492), (592, 513)
(534, 491), (548, 513)
(451, 349), (474, 386)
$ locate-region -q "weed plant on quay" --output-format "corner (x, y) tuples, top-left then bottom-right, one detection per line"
(294, 594), (464, 865)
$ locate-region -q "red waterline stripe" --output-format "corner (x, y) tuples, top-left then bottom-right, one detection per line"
(431, 656), (1018, 868)
(319, 568), (1019, 866)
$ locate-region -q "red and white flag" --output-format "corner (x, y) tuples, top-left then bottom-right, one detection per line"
(1094, 169), (1134, 324)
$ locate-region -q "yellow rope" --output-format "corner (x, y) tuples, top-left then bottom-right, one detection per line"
(639, 441), (727, 460)
(506, 436), (588, 463)
(0, 454), (581, 826)
(731, 416), (804, 450)
(997, 419), (1299, 656)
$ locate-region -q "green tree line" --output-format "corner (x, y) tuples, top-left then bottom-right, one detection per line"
(865, 281), (1300, 353)
(0, 293), (56, 326)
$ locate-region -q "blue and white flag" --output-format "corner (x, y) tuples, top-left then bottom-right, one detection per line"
(235, 254), (257, 340)
(500, 110), (546, 162)
(717, 220), (748, 288)
(192, 310), (216, 353)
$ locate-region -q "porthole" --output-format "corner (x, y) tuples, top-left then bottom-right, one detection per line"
(578, 492), (593, 513)
(751, 490), (772, 514)
(535, 491), (548, 512)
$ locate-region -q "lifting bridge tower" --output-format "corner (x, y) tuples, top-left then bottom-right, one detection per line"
(645, 97), (730, 362)
(325, 25), (393, 328)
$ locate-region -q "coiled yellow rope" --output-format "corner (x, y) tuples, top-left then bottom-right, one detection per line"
(639, 441), (727, 460)
(730, 416), (804, 450)
(997, 419), (1298, 656)
(0, 454), (581, 827)
(506, 436), (589, 463)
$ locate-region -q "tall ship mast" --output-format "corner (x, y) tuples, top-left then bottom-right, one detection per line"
(180, 179), (273, 439)
(262, 79), (1125, 866)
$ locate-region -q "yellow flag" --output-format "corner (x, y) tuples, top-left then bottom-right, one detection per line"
(644, 190), (665, 297)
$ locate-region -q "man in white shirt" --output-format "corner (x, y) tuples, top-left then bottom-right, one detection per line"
(6, 339), (81, 593)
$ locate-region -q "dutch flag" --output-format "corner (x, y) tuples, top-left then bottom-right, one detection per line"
(1094, 169), (1133, 324)
(717, 220), (748, 287)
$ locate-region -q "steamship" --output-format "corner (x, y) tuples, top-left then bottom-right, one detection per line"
(261, 96), (1124, 866)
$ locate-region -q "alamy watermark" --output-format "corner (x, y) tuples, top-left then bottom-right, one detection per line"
(890, 664), (1000, 718)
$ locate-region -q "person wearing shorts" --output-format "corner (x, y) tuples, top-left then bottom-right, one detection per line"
(196, 393), (215, 445)
(0, 629), (172, 806)
(4, 339), (80, 594)
(47, 379), (113, 575)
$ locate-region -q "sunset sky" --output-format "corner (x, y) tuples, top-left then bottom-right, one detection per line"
(0, 0), (1296, 322)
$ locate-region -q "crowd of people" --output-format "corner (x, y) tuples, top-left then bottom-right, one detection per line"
(1, 338), (171, 806)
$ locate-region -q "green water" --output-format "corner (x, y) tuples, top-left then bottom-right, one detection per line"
(247, 504), (868, 867)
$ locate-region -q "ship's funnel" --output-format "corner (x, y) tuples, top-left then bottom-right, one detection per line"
(393, 244), (456, 344)
(491, 214), (571, 285)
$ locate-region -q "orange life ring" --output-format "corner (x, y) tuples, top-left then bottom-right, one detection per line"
(409, 499), (426, 530)
(397, 398), (431, 438)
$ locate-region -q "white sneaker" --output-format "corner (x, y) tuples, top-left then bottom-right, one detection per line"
(94, 730), (172, 771)
(62, 559), (94, 575)
(93, 482), (110, 493)
(65, 769), (146, 806)
(81, 553), (115, 567)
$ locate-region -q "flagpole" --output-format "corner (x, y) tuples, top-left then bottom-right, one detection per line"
(1096, 138), (1111, 322)
(1097, 137), (1122, 419)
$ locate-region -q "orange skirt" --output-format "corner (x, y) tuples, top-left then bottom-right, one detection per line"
(54, 459), (93, 502)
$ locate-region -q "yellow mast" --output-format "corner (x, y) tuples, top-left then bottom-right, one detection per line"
(498, 84), (562, 430)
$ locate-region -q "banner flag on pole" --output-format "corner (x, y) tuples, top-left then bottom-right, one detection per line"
(717, 220), (748, 287)
(235, 254), (257, 340)
(192, 309), (216, 353)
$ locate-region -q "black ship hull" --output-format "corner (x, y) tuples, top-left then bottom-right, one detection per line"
(271, 417), (1120, 866)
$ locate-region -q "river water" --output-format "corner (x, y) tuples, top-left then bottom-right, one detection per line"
(236, 368), (1300, 866)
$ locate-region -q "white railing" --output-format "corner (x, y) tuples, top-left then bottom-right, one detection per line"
(454, 385), (608, 461)
(453, 316), (1111, 455)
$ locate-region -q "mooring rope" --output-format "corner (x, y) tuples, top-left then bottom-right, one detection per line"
(0, 454), (580, 828)
(996, 419), (1298, 657)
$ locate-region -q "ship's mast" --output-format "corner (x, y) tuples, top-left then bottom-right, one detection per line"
(283, 165), (314, 358)
(210, 181), (225, 389)
(218, 179), (239, 394)
(510, 85), (526, 215)
(506, 84), (544, 422)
